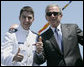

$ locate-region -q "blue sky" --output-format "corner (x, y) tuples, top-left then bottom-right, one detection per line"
(1, 1), (83, 66)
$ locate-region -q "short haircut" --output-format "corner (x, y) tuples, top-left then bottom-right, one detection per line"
(20, 6), (34, 17)
(45, 4), (63, 15)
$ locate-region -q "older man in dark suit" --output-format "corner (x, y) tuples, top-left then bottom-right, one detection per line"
(35, 4), (83, 66)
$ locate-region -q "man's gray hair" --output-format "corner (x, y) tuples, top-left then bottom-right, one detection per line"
(45, 4), (63, 15)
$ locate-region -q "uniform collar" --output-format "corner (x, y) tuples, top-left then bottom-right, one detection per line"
(18, 24), (30, 33)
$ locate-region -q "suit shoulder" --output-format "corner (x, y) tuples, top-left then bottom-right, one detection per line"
(63, 23), (77, 26)
(41, 28), (53, 40)
(62, 24), (79, 28)
(41, 28), (52, 35)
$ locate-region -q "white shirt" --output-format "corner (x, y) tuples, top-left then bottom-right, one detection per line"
(51, 24), (63, 51)
(1, 25), (38, 66)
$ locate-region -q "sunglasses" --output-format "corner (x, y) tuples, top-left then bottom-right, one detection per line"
(46, 12), (61, 16)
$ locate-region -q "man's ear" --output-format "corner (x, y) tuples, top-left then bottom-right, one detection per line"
(61, 14), (63, 18)
(59, 14), (63, 20)
(60, 13), (63, 18)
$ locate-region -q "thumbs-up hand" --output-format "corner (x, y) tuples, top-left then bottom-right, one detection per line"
(35, 36), (43, 54)
(16, 48), (20, 55)
(38, 36), (42, 42)
(12, 48), (24, 62)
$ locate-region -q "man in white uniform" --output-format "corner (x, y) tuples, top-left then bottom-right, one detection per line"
(1, 6), (39, 66)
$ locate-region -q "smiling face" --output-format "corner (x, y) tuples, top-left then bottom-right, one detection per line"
(46, 5), (62, 28)
(19, 11), (34, 30)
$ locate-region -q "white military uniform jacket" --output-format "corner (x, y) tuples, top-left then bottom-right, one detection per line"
(1, 25), (38, 66)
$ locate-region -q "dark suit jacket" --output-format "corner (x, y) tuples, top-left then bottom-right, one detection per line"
(35, 24), (83, 66)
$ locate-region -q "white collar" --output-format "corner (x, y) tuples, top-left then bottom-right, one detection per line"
(51, 24), (61, 33)
(18, 24), (30, 34)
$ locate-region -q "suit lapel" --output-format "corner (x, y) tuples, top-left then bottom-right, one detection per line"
(48, 28), (63, 55)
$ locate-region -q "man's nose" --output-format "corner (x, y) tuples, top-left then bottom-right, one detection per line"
(51, 14), (55, 17)
(26, 17), (29, 22)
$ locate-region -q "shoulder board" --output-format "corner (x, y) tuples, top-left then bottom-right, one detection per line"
(8, 24), (19, 33)
(8, 28), (18, 33)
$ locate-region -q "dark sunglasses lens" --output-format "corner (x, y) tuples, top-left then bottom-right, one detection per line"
(53, 12), (59, 16)
(46, 12), (52, 16)
(46, 12), (60, 16)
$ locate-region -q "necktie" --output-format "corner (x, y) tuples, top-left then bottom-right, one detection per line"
(55, 28), (63, 52)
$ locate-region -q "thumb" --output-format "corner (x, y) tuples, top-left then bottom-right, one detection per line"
(16, 48), (20, 55)
(38, 36), (42, 42)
